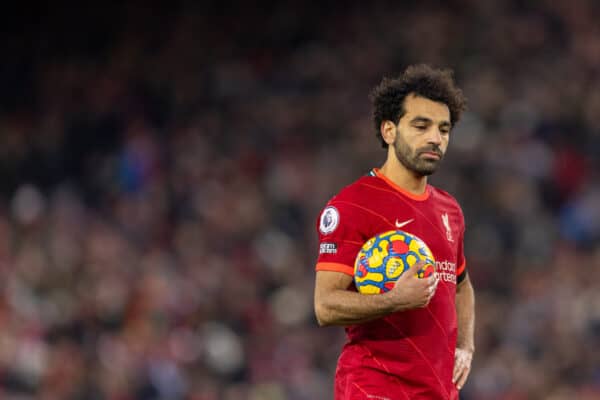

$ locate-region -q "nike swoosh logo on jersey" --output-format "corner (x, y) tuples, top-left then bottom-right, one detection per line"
(395, 218), (414, 228)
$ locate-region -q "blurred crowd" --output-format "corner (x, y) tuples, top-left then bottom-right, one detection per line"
(0, 1), (600, 399)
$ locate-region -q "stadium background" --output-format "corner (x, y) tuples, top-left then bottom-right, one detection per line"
(1, 1), (600, 399)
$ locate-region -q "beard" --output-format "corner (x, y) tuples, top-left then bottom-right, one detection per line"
(393, 129), (444, 176)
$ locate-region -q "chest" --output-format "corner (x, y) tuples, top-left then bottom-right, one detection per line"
(362, 197), (461, 264)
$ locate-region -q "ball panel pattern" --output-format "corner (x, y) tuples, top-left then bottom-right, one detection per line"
(354, 230), (436, 294)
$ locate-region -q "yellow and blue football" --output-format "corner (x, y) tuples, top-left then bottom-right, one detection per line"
(354, 230), (435, 294)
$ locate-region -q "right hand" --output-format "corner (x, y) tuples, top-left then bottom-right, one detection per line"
(385, 261), (439, 312)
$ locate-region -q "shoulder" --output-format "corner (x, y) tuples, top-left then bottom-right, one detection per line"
(429, 186), (461, 207)
(326, 174), (378, 205)
(317, 174), (378, 230)
(429, 186), (465, 218)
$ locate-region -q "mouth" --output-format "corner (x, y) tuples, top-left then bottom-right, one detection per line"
(420, 151), (442, 160)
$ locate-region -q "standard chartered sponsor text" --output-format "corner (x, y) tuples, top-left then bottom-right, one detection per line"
(435, 260), (456, 284)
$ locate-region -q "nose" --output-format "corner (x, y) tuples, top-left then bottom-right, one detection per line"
(427, 128), (443, 145)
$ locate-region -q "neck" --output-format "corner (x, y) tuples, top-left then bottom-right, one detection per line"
(379, 153), (428, 195)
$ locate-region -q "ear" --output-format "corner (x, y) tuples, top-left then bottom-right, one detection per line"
(381, 121), (397, 145)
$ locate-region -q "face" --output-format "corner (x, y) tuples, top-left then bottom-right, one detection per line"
(389, 94), (451, 176)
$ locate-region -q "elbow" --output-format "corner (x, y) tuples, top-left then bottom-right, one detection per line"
(316, 315), (330, 327)
(314, 302), (331, 327)
(316, 316), (328, 327)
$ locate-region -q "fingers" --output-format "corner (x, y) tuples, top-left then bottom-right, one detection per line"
(406, 260), (425, 277)
(452, 357), (462, 383)
(403, 260), (435, 283)
(424, 277), (438, 305)
(427, 273), (439, 289)
(453, 350), (473, 390)
(417, 264), (438, 305)
(424, 270), (439, 293)
(390, 260), (439, 310)
(394, 261), (425, 287)
(407, 274), (437, 308)
(454, 364), (470, 390)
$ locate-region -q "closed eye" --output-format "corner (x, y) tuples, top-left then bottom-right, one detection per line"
(413, 123), (429, 131)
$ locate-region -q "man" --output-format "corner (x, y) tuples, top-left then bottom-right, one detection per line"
(314, 64), (475, 400)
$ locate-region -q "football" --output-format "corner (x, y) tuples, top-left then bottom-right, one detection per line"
(354, 230), (436, 294)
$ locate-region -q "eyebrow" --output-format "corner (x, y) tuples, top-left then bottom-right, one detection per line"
(410, 116), (452, 127)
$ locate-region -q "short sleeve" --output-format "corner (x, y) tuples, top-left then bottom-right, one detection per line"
(456, 210), (467, 284)
(315, 202), (365, 276)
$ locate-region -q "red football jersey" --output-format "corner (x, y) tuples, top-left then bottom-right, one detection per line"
(316, 168), (466, 400)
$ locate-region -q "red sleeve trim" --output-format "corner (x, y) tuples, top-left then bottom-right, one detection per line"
(315, 262), (354, 276)
(456, 261), (466, 276)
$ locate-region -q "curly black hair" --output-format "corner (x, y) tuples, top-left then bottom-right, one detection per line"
(370, 64), (467, 148)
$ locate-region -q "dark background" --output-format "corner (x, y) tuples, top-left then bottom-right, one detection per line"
(0, 1), (599, 399)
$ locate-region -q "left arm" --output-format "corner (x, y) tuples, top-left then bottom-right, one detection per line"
(453, 273), (475, 390)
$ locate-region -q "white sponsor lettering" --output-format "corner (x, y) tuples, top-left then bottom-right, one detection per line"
(319, 243), (337, 254)
(435, 260), (457, 284)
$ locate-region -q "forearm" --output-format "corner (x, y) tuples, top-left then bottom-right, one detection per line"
(314, 268), (436, 327)
(455, 275), (475, 351)
(315, 288), (396, 326)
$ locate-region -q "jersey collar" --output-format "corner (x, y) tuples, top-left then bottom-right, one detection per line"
(371, 168), (431, 201)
